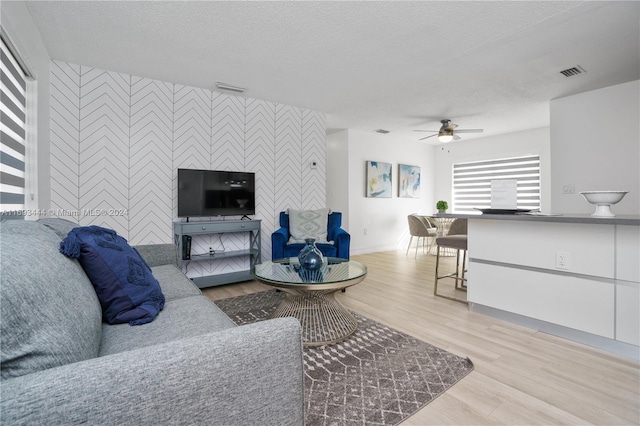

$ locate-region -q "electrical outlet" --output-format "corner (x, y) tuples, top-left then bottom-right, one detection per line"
(363, 228), (367, 236)
(562, 184), (575, 194)
(556, 251), (570, 270)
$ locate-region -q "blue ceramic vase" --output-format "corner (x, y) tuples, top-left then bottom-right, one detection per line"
(298, 238), (324, 271)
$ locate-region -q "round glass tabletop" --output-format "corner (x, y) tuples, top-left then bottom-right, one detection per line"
(253, 257), (367, 290)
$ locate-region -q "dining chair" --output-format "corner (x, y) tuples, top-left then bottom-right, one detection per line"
(406, 214), (437, 259)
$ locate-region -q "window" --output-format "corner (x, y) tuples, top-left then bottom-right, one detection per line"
(452, 155), (541, 213)
(1, 31), (30, 212)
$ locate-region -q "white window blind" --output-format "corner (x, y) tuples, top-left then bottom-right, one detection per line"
(1, 34), (28, 212)
(452, 155), (541, 213)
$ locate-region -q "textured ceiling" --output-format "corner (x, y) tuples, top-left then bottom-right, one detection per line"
(24, 1), (640, 143)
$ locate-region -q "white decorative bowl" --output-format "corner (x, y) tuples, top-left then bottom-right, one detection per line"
(579, 191), (628, 217)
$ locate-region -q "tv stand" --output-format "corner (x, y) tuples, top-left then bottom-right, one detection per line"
(173, 219), (261, 288)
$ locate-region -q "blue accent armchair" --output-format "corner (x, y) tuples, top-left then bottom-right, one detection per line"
(271, 211), (350, 260)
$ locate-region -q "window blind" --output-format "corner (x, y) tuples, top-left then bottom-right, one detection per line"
(1, 35), (27, 212)
(452, 155), (541, 213)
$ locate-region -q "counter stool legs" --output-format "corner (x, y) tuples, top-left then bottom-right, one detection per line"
(455, 249), (468, 290)
(434, 246), (468, 304)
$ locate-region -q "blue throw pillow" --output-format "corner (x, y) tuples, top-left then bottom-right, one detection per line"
(60, 226), (165, 326)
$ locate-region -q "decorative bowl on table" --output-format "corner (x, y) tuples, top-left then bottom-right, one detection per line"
(579, 190), (628, 217)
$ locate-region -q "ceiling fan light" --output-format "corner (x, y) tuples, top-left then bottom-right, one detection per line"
(438, 133), (453, 143)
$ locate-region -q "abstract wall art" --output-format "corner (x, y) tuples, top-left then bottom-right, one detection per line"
(398, 164), (420, 198)
(366, 161), (392, 198)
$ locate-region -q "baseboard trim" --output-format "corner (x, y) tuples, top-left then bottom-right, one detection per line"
(470, 303), (640, 361)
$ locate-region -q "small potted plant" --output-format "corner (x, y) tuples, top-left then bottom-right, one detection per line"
(436, 200), (448, 213)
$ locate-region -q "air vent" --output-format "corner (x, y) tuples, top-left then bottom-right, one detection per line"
(560, 65), (586, 77)
(374, 129), (390, 134)
(216, 82), (246, 93)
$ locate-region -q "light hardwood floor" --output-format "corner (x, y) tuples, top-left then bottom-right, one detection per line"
(203, 250), (640, 425)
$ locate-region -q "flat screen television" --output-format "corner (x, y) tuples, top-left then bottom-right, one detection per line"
(177, 169), (255, 218)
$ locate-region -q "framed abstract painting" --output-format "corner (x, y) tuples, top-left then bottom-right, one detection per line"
(366, 161), (392, 198)
(398, 164), (420, 198)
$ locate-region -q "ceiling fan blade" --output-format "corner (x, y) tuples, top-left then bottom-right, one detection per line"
(419, 134), (438, 141)
(455, 129), (484, 133)
(453, 134), (462, 141)
(413, 129), (439, 132)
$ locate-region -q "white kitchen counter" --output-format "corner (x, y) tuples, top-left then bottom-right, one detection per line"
(436, 212), (640, 226)
(435, 213), (640, 359)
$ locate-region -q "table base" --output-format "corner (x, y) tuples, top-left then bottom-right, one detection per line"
(270, 289), (357, 347)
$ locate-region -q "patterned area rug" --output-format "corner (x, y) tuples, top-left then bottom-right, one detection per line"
(214, 290), (474, 426)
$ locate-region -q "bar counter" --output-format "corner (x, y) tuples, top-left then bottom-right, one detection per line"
(434, 212), (640, 359)
(435, 212), (640, 226)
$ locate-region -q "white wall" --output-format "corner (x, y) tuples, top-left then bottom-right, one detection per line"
(550, 80), (640, 215)
(434, 127), (552, 212)
(326, 130), (350, 225)
(345, 129), (436, 254)
(1, 2), (51, 211)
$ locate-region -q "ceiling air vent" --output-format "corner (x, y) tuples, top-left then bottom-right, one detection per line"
(560, 65), (586, 77)
(374, 129), (390, 134)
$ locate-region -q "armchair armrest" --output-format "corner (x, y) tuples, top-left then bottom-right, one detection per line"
(1, 318), (304, 426)
(333, 227), (351, 259)
(271, 227), (289, 260)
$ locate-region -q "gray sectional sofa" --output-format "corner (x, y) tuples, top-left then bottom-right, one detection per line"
(0, 218), (304, 425)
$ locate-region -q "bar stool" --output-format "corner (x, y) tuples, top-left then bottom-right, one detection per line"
(433, 218), (468, 304)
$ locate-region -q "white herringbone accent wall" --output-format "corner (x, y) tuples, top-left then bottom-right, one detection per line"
(173, 84), (212, 214)
(275, 105), (303, 214)
(130, 77), (174, 244)
(211, 91), (245, 171)
(245, 98), (277, 259)
(78, 67), (130, 236)
(50, 62), (80, 218)
(49, 61), (326, 274)
(302, 109), (327, 209)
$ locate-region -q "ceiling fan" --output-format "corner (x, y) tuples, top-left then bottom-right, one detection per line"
(414, 119), (483, 142)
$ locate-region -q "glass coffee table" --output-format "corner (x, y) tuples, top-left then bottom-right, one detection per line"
(253, 257), (368, 347)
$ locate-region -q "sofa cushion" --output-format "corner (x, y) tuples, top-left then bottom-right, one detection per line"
(288, 208), (329, 243)
(135, 244), (178, 267)
(0, 220), (102, 379)
(38, 217), (79, 239)
(60, 226), (165, 326)
(98, 296), (236, 356)
(151, 264), (202, 302)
